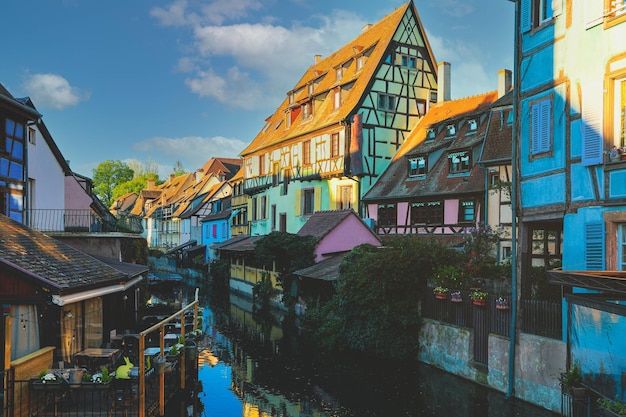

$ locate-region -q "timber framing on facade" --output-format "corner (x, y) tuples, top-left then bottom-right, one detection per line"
(239, 1), (439, 235)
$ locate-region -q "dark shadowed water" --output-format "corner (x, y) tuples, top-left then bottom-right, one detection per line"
(159, 282), (559, 417)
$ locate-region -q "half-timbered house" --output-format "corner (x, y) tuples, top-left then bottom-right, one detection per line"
(362, 70), (512, 251)
(239, 1), (438, 235)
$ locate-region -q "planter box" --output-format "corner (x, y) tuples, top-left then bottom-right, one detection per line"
(81, 381), (111, 390)
(473, 299), (487, 307)
(434, 293), (448, 300)
(30, 380), (66, 391)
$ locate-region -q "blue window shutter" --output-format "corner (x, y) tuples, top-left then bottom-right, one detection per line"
(540, 100), (551, 153)
(582, 81), (604, 166)
(531, 102), (541, 154)
(521, 0), (532, 32)
(585, 222), (604, 270)
(531, 99), (551, 155)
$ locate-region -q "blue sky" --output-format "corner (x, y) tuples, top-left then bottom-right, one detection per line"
(1, 0), (514, 178)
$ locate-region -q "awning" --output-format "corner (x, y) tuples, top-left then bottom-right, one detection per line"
(51, 275), (144, 306)
(165, 240), (197, 255)
(549, 270), (626, 294)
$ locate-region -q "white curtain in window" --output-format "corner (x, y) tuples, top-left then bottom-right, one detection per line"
(11, 305), (40, 361)
(84, 297), (103, 348)
(60, 303), (83, 363)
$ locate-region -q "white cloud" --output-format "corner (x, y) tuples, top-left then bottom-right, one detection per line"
(150, 0), (190, 27)
(133, 135), (246, 173)
(22, 73), (88, 110)
(170, 9), (366, 109)
(198, 0), (263, 25)
(428, 0), (474, 18)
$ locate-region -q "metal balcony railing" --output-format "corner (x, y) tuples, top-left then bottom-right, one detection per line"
(26, 209), (143, 234)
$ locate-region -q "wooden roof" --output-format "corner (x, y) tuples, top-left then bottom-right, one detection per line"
(240, 1), (433, 156)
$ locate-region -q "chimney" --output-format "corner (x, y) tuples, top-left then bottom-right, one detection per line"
(147, 179), (155, 190)
(362, 23), (373, 32)
(498, 69), (512, 98)
(437, 62), (451, 103)
(314, 54), (322, 64)
(195, 169), (204, 183)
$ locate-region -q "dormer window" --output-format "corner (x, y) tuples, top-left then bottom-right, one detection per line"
(356, 56), (364, 71)
(289, 93), (294, 104)
(284, 110), (291, 128)
(308, 83), (314, 96)
(467, 119), (477, 131)
(408, 156), (427, 177)
(446, 124), (456, 136)
(302, 101), (313, 119)
(426, 128), (436, 140)
(334, 89), (342, 109)
(336, 68), (343, 81)
(448, 150), (471, 174)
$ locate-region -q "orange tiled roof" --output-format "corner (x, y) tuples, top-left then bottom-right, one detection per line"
(240, 2), (431, 156)
(393, 91), (499, 161)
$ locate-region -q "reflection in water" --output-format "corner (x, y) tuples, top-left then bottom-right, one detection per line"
(157, 282), (557, 417)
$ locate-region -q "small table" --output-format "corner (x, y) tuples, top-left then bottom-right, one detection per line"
(74, 348), (120, 372)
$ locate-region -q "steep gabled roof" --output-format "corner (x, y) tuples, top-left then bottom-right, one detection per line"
(364, 91), (499, 201)
(200, 158), (242, 180)
(297, 210), (354, 239)
(479, 90), (514, 165)
(240, 1), (434, 156)
(0, 214), (129, 292)
(393, 91), (499, 161)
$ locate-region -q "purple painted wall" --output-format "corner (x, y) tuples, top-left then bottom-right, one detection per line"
(314, 213), (381, 262)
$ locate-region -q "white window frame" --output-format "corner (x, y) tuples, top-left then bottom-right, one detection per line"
(334, 89), (342, 109)
(408, 156), (426, 177)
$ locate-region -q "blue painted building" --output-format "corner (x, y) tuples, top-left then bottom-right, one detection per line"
(515, 0), (626, 404)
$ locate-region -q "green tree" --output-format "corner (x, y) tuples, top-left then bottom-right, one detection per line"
(92, 160), (134, 207)
(254, 232), (317, 310)
(304, 236), (454, 360)
(172, 160), (186, 177)
(112, 173), (161, 201)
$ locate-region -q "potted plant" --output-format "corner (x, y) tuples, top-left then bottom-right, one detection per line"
(167, 343), (183, 362)
(559, 362), (585, 398)
(597, 397), (626, 416)
(450, 290), (463, 303)
(470, 290), (488, 306)
(31, 370), (63, 391)
(495, 296), (510, 310)
(153, 354), (167, 374)
(433, 286), (449, 300)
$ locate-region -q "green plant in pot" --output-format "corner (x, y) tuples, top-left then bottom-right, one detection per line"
(559, 362), (585, 398)
(597, 397), (626, 416)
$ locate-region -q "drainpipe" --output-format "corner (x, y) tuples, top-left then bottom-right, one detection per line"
(507, 0), (520, 400)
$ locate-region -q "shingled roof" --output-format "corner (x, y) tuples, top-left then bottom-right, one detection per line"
(296, 209), (355, 239)
(363, 91), (498, 201)
(0, 215), (130, 292)
(240, 1), (434, 156)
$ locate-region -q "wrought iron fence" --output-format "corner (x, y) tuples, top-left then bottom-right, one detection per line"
(26, 209), (143, 234)
(521, 299), (562, 340)
(4, 366), (176, 417)
(422, 288), (563, 341)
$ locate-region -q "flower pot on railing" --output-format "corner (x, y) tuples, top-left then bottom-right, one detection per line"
(450, 291), (463, 303)
(495, 297), (510, 310)
(68, 368), (85, 388)
(153, 355), (167, 375)
(433, 287), (449, 300)
(185, 340), (197, 361)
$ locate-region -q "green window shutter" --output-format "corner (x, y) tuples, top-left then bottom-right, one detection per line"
(585, 222), (604, 270)
(582, 81), (604, 166)
(314, 187), (322, 212)
(294, 189), (301, 216)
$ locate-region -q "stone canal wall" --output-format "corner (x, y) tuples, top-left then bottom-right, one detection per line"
(418, 318), (565, 413)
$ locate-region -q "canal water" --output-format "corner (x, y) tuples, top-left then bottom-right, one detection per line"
(156, 281), (559, 417)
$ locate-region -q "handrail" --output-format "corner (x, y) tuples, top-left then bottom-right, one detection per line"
(137, 288), (200, 417)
